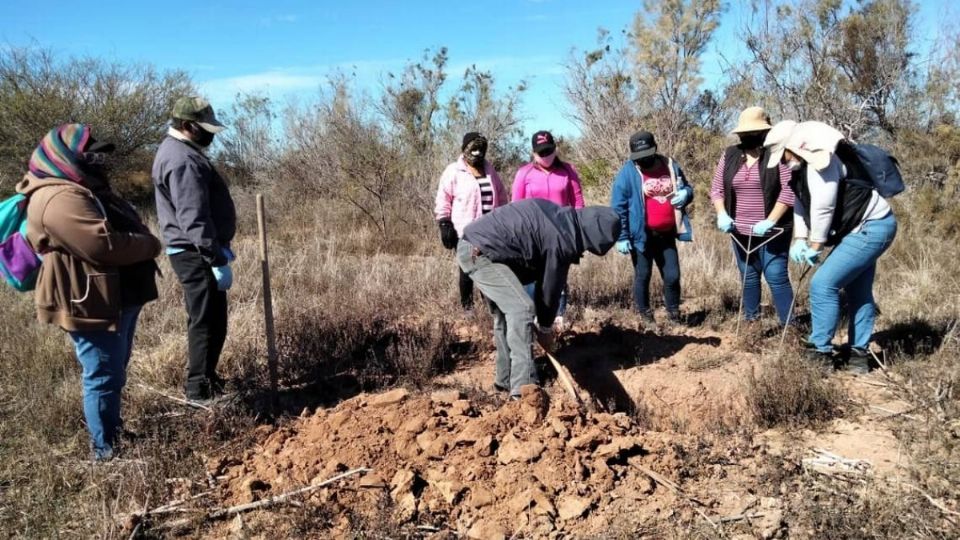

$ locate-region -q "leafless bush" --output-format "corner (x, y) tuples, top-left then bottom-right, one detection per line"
(214, 92), (281, 187)
(747, 352), (846, 428)
(0, 46), (194, 197)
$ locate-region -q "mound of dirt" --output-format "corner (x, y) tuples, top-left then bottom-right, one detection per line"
(210, 385), (697, 538)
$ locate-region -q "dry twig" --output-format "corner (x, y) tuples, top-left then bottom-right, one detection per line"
(207, 467), (371, 520)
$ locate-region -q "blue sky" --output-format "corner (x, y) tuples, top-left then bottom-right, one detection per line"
(2, 0), (955, 137)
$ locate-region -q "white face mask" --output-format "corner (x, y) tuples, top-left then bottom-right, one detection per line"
(534, 152), (556, 168)
(785, 159), (803, 172)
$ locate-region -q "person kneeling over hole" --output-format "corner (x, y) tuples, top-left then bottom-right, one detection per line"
(456, 199), (621, 399)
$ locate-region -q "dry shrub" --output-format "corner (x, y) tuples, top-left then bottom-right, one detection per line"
(273, 306), (458, 392)
(747, 353), (847, 428)
(784, 475), (959, 539)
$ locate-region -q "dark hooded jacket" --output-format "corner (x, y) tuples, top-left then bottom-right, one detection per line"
(462, 199), (620, 326)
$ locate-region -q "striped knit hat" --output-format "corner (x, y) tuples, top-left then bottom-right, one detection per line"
(28, 124), (93, 184)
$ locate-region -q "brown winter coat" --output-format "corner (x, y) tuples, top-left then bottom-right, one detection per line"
(15, 175), (162, 332)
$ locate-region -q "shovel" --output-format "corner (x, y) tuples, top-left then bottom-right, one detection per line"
(537, 334), (583, 406)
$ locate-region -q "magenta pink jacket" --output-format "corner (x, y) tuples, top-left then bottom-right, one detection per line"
(434, 156), (508, 235)
(511, 160), (585, 208)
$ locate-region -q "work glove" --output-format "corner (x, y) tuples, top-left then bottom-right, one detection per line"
(615, 240), (631, 255)
(789, 239), (808, 264)
(438, 219), (458, 250)
(222, 246), (236, 262)
(536, 325), (556, 353)
(212, 265), (233, 291)
(752, 219), (775, 236)
(801, 246), (821, 267)
(716, 211), (735, 233)
(669, 189), (690, 208)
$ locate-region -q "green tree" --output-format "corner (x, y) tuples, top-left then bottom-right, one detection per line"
(631, 0), (724, 153)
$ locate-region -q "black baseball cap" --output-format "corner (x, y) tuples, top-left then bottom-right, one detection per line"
(531, 130), (556, 155)
(628, 131), (657, 161)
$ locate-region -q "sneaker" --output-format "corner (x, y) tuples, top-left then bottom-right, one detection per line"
(667, 311), (684, 325)
(639, 310), (656, 326)
(493, 383), (509, 394)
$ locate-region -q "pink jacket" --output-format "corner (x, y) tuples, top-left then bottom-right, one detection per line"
(434, 156), (508, 235)
(511, 161), (585, 208)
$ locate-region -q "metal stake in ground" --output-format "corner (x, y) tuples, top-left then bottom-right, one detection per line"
(777, 245), (836, 354)
(778, 264), (814, 353)
(257, 194), (280, 414)
(730, 228), (784, 340)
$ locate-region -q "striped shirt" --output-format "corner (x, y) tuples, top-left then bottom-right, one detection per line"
(476, 176), (495, 214)
(710, 153), (794, 235)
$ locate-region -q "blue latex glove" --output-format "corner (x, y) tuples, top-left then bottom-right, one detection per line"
(615, 240), (631, 254)
(752, 219), (775, 236)
(716, 212), (735, 233)
(222, 246), (236, 263)
(802, 246), (821, 267)
(669, 189), (690, 208)
(212, 265), (233, 291)
(789, 239), (808, 263)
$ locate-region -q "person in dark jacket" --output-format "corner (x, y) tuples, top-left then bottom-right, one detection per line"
(152, 96), (237, 402)
(457, 199), (621, 398)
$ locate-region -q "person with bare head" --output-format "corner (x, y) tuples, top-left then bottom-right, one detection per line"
(152, 96), (237, 404)
(710, 106), (796, 327)
(434, 132), (508, 315)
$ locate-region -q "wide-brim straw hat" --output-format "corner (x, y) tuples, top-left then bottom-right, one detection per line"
(731, 106), (773, 134)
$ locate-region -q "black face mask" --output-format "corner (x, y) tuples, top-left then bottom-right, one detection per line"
(464, 138), (487, 167)
(739, 134), (765, 150)
(635, 155), (657, 169)
(78, 152), (111, 186)
(190, 123), (216, 148)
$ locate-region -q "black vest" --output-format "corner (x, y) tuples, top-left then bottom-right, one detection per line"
(722, 146), (791, 229)
(790, 154), (874, 247)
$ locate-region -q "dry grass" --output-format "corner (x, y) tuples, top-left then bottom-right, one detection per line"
(746, 352), (847, 429)
(0, 183), (957, 537)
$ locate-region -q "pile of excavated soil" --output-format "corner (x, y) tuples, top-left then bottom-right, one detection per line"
(203, 319), (911, 538)
(210, 385), (713, 538)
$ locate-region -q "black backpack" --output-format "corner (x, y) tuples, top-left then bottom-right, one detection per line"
(835, 142), (905, 198)
(791, 142), (902, 246)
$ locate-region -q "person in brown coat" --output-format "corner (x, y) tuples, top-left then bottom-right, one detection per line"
(16, 124), (161, 461)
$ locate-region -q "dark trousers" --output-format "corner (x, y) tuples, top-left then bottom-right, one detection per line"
(458, 267), (475, 309)
(630, 231), (681, 314)
(169, 251), (228, 398)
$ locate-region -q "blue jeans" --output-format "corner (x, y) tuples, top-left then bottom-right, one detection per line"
(808, 214), (897, 352)
(523, 283), (567, 318)
(732, 233), (793, 324)
(69, 306), (142, 460)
